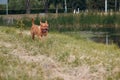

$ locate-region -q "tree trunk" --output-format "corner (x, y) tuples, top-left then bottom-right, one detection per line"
(115, 0), (117, 11)
(56, 5), (58, 13)
(45, 0), (49, 13)
(25, 0), (31, 14)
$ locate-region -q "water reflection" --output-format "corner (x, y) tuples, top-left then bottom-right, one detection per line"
(91, 33), (120, 47)
(63, 31), (120, 47)
(110, 34), (120, 47)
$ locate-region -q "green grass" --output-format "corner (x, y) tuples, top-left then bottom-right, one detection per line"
(0, 26), (120, 80)
(1, 13), (120, 32)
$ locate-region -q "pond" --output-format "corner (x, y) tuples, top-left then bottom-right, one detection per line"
(63, 31), (120, 47)
(91, 33), (120, 47)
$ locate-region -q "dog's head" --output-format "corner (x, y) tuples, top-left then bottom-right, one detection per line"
(40, 21), (49, 36)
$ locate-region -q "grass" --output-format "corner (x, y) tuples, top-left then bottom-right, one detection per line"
(0, 54), (44, 80)
(1, 13), (120, 32)
(0, 26), (120, 80)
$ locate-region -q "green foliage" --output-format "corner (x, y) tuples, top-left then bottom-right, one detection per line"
(16, 19), (25, 31)
(1, 13), (120, 33)
(103, 14), (116, 25)
(0, 16), (3, 25)
(22, 17), (31, 28)
(0, 27), (16, 34)
(8, 0), (26, 10)
(34, 15), (40, 25)
(0, 0), (119, 14)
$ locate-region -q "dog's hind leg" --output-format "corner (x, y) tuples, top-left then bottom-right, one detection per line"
(32, 33), (35, 40)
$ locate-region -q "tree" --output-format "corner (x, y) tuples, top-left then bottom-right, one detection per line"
(8, 0), (26, 10)
(64, 0), (86, 11)
(53, 0), (61, 13)
(86, 0), (105, 11)
(6, 0), (120, 14)
(25, 0), (31, 14)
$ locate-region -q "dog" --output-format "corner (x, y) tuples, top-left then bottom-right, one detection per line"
(30, 18), (49, 40)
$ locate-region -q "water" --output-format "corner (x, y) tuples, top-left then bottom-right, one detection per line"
(63, 31), (120, 47)
(91, 33), (120, 47)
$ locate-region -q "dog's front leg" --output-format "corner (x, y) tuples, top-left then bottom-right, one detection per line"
(38, 36), (42, 40)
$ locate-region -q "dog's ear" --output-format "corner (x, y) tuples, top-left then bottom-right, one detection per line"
(45, 21), (48, 24)
(40, 21), (42, 25)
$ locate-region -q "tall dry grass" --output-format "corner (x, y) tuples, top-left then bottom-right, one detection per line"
(0, 26), (120, 80)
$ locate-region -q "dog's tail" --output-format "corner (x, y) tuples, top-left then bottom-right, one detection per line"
(32, 18), (34, 25)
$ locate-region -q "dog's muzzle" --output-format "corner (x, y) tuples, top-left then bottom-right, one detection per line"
(41, 28), (48, 33)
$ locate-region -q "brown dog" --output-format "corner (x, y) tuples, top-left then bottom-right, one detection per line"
(30, 18), (49, 40)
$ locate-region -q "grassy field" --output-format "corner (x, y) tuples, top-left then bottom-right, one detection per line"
(0, 26), (120, 80)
